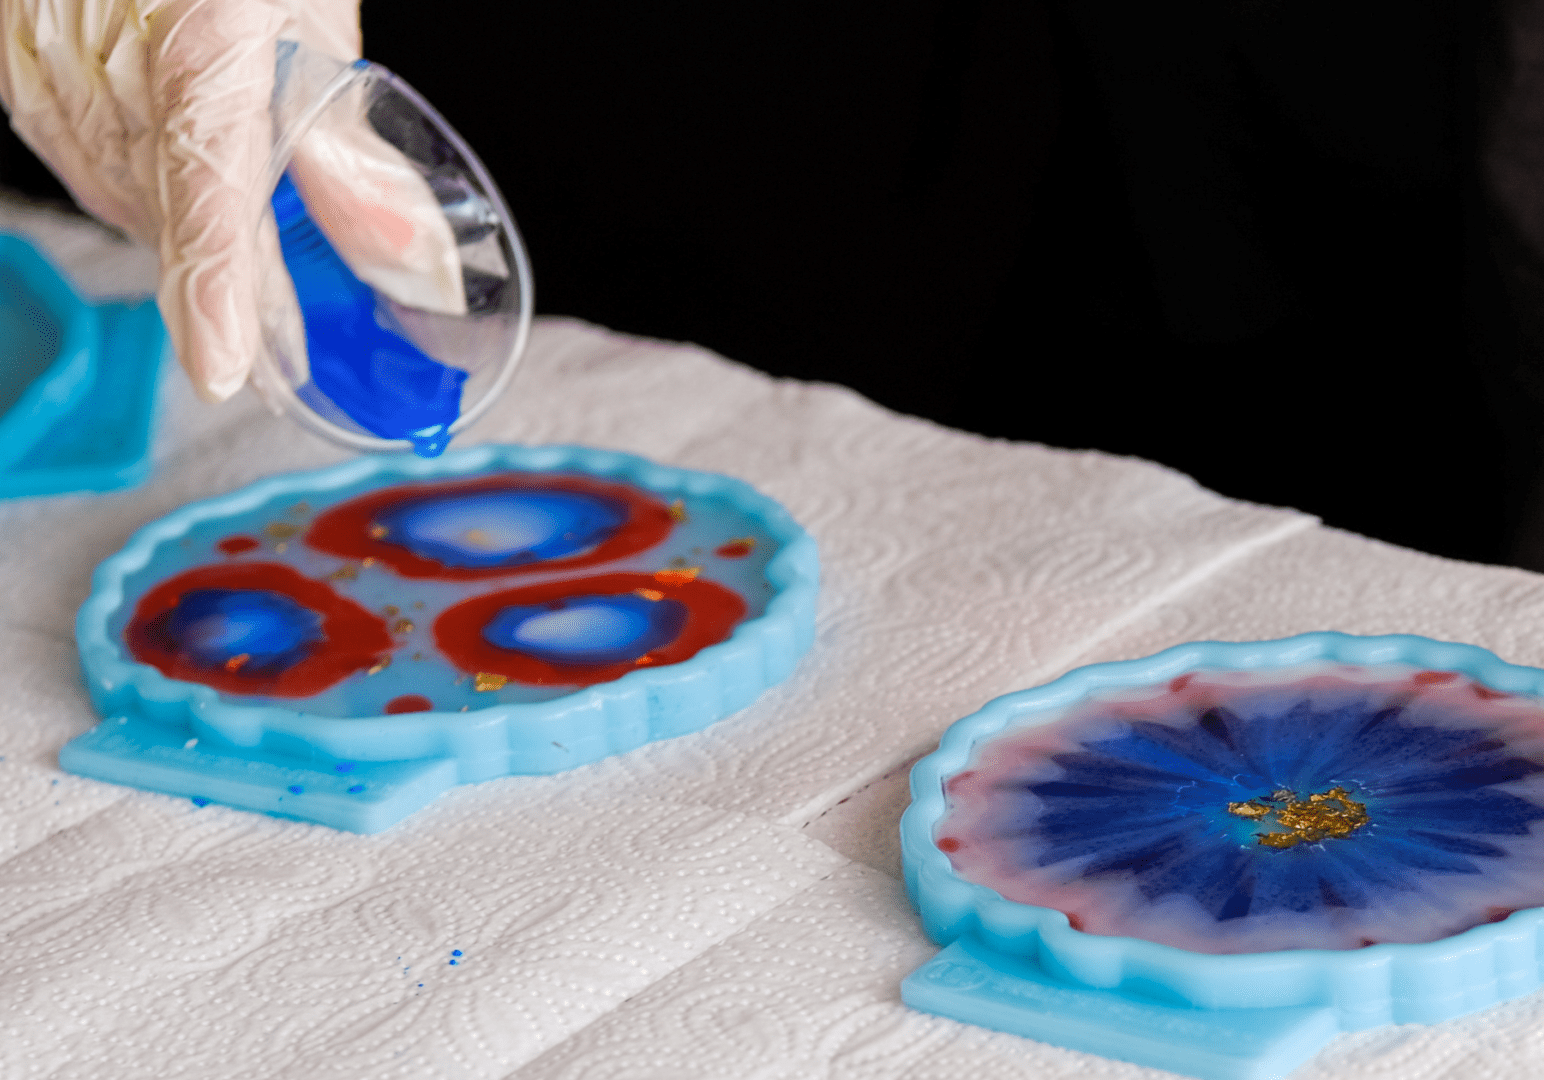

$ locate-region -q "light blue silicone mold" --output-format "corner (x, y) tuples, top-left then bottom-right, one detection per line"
(65, 444), (819, 831)
(902, 633), (1544, 1080)
(0, 232), (98, 469)
(0, 232), (165, 497)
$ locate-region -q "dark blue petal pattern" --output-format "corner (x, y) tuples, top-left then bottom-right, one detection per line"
(937, 665), (1544, 953)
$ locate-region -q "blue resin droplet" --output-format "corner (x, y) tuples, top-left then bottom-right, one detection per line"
(375, 489), (627, 569)
(161, 589), (325, 673)
(482, 593), (687, 666)
(271, 174), (466, 458)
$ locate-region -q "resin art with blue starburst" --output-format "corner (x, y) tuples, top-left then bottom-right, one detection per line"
(936, 662), (1544, 954)
(66, 446), (818, 832)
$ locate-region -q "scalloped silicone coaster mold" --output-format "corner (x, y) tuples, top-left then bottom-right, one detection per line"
(64, 445), (818, 831)
(901, 633), (1544, 1080)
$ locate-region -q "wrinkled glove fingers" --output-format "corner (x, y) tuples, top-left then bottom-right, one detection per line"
(0, 0), (153, 240)
(148, 0), (287, 401)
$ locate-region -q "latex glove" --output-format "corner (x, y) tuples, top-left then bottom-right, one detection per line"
(0, 0), (463, 403)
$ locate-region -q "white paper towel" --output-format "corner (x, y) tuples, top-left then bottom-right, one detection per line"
(3, 197), (1539, 1079)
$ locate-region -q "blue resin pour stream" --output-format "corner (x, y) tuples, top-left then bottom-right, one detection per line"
(271, 174), (465, 457)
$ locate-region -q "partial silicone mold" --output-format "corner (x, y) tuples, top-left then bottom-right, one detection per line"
(65, 445), (818, 831)
(902, 633), (1544, 1080)
(0, 232), (166, 497)
(0, 233), (98, 469)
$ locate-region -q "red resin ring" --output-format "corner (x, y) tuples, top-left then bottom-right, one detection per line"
(303, 474), (676, 580)
(434, 572), (748, 687)
(125, 562), (394, 697)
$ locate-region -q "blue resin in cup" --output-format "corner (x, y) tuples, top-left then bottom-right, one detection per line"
(252, 45), (532, 457)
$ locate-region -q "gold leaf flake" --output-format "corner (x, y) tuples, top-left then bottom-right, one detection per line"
(474, 672), (508, 692)
(654, 566), (701, 586)
(1229, 786), (1369, 849)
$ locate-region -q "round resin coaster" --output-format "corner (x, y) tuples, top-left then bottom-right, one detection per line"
(901, 634), (1544, 1080)
(66, 445), (817, 832)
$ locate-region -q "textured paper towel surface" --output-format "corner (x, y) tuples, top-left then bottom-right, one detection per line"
(3, 198), (1535, 1079)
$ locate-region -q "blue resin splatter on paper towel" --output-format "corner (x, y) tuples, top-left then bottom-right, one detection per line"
(271, 174), (465, 457)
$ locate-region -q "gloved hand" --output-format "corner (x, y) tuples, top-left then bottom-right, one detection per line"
(0, 0), (464, 404)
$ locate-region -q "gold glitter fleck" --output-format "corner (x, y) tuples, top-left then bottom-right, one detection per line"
(224, 653), (250, 672)
(462, 528), (495, 549)
(289, 502), (311, 517)
(274, 542), (288, 554)
(362, 557), (376, 568)
(367, 656), (392, 676)
(329, 565), (358, 581)
(368, 524), (389, 539)
(264, 521), (299, 540)
(383, 605), (400, 617)
(474, 672), (508, 692)
(633, 588), (665, 601)
(412, 652), (423, 661)
(412, 601), (425, 610)
(654, 566), (700, 586)
(1229, 786), (1369, 849)
(669, 499), (688, 523)
(635, 656), (654, 665)
(391, 618), (415, 635)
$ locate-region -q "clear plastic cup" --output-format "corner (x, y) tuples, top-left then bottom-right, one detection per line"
(251, 43), (532, 458)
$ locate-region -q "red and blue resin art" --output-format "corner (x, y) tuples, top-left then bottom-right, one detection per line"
(902, 636), (1544, 1080)
(937, 662), (1544, 954)
(68, 446), (818, 831)
(121, 472), (751, 707)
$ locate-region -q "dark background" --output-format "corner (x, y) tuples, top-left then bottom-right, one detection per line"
(3, 2), (1538, 568)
